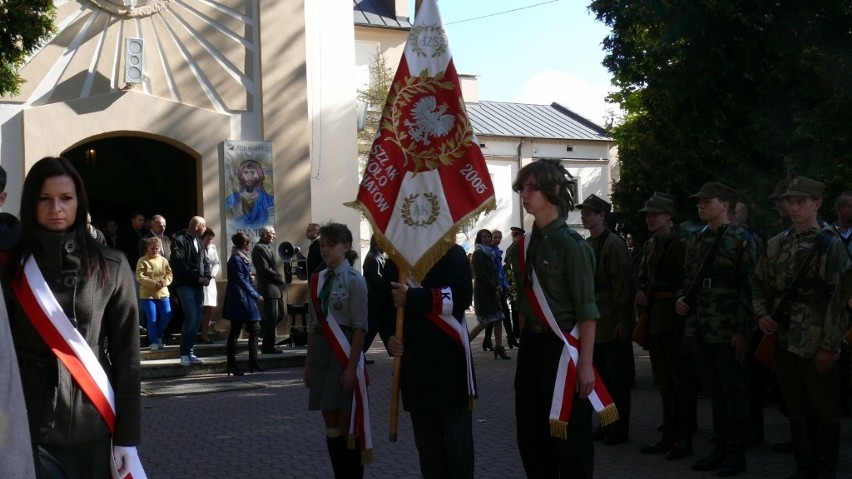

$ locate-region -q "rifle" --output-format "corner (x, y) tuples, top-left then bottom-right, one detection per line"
(676, 224), (728, 337)
(633, 282), (652, 349)
(754, 230), (833, 367)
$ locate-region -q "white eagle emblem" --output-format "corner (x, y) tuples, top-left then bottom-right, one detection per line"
(404, 96), (455, 145)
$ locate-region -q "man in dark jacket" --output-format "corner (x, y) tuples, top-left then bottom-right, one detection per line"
(252, 225), (285, 354)
(385, 245), (475, 478)
(171, 216), (212, 366)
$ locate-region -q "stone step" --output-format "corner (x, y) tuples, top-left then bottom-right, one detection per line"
(140, 340), (306, 380)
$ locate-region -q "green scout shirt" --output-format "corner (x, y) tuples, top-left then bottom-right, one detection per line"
(752, 224), (849, 357)
(587, 230), (635, 342)
(508, 218), (599, 331)
(679, 224), (758, 343)
(637, 233), (685, 335)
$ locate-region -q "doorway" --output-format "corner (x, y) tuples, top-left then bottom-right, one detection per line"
(63, 136), (198, 237)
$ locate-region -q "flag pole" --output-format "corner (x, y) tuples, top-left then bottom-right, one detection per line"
(388, 270), (407, 442)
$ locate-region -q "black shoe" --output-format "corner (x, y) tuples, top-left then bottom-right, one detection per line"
(692, 448), (725, 471)
(665, 439), (693, 460)
(249, 362), (264, 373)
(603, 433), (628, 446)
(262, 349), (283, 355)
(641, 438), (674, 454)
(508, 337), (520, 349)
(493, 346), (511, 360)
(226, 366), (244, 376)
(365, 359), (375, 365)
(771, 440), (793, 453)
(482, 338), (494, 351)
(716, 453), (746, 476)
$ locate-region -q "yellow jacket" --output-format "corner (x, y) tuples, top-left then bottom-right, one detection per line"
(135, 254), (173, 299)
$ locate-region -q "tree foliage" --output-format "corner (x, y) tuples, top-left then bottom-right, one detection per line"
(590, 0), (852, 241)
(356, 50), (394, 167)
(0, 0), (56, 96)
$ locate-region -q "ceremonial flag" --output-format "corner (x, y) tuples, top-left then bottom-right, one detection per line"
(347, 0), (494, 281)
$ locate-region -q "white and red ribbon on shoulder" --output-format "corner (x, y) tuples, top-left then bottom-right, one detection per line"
(310, 272), (373, 464)
(518, 234), (618, 439)
(13, 256), (146, 478)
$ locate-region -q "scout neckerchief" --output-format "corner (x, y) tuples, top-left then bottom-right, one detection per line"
(310, 269), (373, 464)
(412, 280), (477, 410)
(12, 256), (146, 479)
(518, 232), (618, 439)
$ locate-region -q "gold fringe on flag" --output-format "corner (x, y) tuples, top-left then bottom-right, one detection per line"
(598, 404), (620, 427)
(549, 419), (568, 440)
(361, 449), (374, 465)
(468, 395), (476, 412)
(347, 434), (356, 449)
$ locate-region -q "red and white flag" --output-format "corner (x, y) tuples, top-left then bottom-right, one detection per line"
(347, 0), (494, 280)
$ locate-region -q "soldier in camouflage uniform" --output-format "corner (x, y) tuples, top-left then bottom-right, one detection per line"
(635, 193), (697, 460)
(752, 177), (849, 479)
(675, 182), (758, 476)
(578, 194), (635, 446)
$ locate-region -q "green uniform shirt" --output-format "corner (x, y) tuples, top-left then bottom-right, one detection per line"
(587, 230), (635, 342)
(637, 233), (685, 335)
(508, 218), (599, 331)
(752, 224), (849, 357)
(679, 224), (758, 343)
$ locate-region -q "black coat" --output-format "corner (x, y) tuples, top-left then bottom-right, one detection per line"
(170, 232), (211, 287)
(380, 244), (474, 412)
(6, 229), (141, 446)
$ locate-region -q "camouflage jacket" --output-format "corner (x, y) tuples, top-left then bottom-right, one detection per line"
(679, 224), (758, 343)
(638, 233), (685, 335)
(752, 224), (849, 358)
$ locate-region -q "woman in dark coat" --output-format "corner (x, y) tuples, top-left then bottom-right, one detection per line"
(3, 157), (141, 478)
(221, 232), (263, 376)
(467, 229), (510, 359)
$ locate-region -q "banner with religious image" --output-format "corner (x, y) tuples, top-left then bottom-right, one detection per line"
(222, 140), (274, 244)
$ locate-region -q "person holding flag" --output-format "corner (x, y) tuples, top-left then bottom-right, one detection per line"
(509, 159), (617, 478)
(304, 222), (371, 478)
(2, 157), (144, 478)
(345, 0), (493, 477)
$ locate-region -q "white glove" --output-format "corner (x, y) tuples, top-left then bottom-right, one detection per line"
(112, 445), (146, 479)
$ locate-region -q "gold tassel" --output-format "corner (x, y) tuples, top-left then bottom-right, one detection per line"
(598, 404), (619, 427)
(549, 419), (568, 440)
(361, 448), (373, 465)
(469, 396), (476, 412)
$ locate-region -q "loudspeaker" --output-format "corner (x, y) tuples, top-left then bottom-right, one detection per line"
(125, 38), (144, 84)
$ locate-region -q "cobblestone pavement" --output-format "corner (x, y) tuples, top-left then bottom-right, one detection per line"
(140, 321), (852, 478)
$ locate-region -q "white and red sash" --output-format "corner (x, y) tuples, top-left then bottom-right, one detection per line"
(310, 272), (373, 464)
(420, 283), (476, 409)
(12, 256), (146, 478)
(518, 234), (618, 439)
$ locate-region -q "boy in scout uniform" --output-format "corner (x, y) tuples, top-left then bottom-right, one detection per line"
(675, 182), (758, 476)
(635, 192), (697, 460)
(752, 176), (848, 479)
(578, 194), (635, 446)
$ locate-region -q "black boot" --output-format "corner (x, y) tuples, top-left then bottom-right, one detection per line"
(815, 421), (839, 479)
(325, 435), (347, 479)
(642, 396), (674, 454)
(345, 436), (365, 479)
(717, 420), (746, 476)
(666, 396), (695, 460)
(692, 446), (725, 472)
(785, 416), (813, 479)
(482, 323), (494, 351)
(226, 338), (243, 376)
(248, 326), (264, 373)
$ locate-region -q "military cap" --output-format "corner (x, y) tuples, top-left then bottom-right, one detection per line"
(576, 194), (612, 213)
(690, 182), (738, 205)
(638, 193), (677, 216)
(781, 176), (824, 199)
(768, 180), (788, 200)
(510, 226), (525, 236)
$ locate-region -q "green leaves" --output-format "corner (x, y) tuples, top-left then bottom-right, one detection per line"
(0, 0), (55, 96)
(590, 0), (852, 240)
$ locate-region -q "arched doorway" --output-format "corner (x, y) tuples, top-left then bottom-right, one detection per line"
(63, 136), (198, 236)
